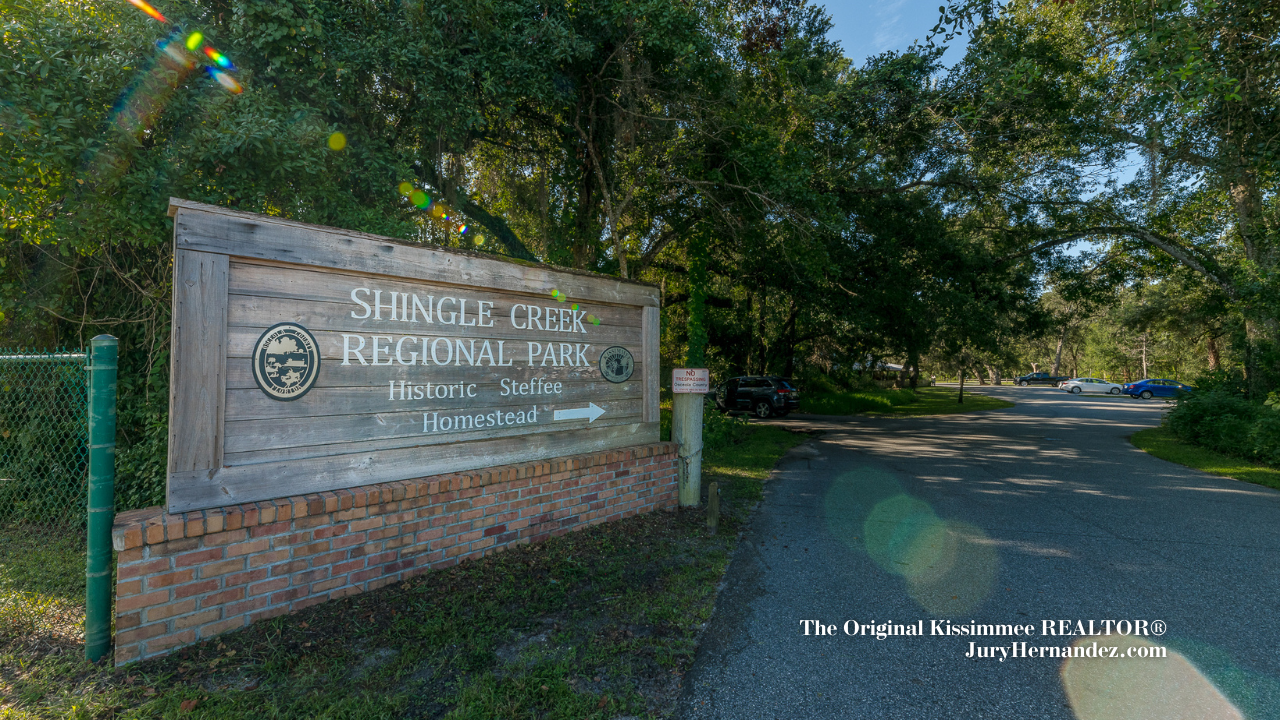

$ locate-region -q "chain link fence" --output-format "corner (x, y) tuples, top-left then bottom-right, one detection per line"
(0, 349), (89, 646)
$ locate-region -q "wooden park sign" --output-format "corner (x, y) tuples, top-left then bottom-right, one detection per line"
(165, 199), (660, 513)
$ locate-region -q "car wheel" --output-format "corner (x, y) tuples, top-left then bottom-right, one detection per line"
(1140, 390), (1154, 400)
(1019, 380), (1029, 386)
(1109, 387), (1121, 395)
(754, 401), (774, 419)
(1070, 386), (1082, 394)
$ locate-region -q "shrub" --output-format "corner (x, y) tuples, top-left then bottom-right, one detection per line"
(1253, 406), (1280, 467)
(703, 403), (751, 452)
(1166, 387), (1280, 468)
(1190, 369), (1249, 395)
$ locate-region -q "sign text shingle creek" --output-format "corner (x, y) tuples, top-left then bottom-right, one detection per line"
(340, 287), (601, 433)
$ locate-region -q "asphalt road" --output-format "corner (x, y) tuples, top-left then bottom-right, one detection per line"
(674, 385), (1280, 720)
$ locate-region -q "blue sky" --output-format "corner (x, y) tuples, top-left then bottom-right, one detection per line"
(821, 0), (959, 67)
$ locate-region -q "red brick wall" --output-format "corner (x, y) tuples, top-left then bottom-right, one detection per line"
(110, 442), (677, 666)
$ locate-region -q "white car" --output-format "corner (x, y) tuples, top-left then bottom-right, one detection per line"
(1061, 377), (1123, 395)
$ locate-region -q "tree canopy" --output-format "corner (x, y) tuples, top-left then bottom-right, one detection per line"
(2, 0), (1276, 503)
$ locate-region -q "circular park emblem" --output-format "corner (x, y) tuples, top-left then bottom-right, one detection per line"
(599, 346), (635, 384)
(251, 322), (321, 401)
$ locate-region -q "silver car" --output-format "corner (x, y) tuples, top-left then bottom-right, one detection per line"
(1061, 377), (1123, 395)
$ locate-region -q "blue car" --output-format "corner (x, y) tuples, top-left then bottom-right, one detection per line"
(1123, 378), (1193, 399)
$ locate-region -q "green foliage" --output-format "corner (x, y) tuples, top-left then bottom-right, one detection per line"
(702, 405), (751, 452)
(1166, 390), (1280, 468)
(939, 0), (1280, 394)
(799, 388), (917, 415)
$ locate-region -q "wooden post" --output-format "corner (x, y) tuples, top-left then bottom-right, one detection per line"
(673, 391), (703, 506)
(707, 481), (719, 534)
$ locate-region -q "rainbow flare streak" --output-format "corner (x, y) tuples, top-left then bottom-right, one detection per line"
(204, 47), (235, 71)
(125, 0), (167, 22)
(185, 32), (203, 50)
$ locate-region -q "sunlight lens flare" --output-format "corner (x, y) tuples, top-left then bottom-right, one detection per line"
(327, 132), (347, 151)
(125, 0), (167, 23)
(408, 190), (427, 207)
(185, 31), (203, 50)
(159, 39), (194, 69)
(203, 46), (235, 71)
(824, 467), (998, 615)
(398, 182), (414, 196)
(1062, 636), (1243, 720)
(205, 67), (242, 94)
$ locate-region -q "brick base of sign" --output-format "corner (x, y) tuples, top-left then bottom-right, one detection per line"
(110, 441), (678, 666)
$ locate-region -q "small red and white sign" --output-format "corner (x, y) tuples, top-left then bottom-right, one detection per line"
(672, 368), (710, 394)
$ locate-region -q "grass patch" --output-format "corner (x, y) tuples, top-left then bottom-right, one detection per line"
(703, 423), (805, 503)
(1131, 427), (1280, 491)
(0, 526), (85, 645)
(1, 424), (806, 719)
(797, 386), (1013, 416)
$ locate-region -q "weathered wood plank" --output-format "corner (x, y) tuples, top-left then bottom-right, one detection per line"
(167, 250), (229, 476)
(224, 379), (642, 422)
(168, 421), (662, 513)
(227, 261), (645, 325)
(225, 294), (641, 346)
(642, 306), (660, 423)
(173, 204), (658, 307)
(166, 200), (662, 513)
(223, 405), (645, 465)
(224, 326), (643, 364)
(224, 397), (644, 454)
(224, 357), (638, 390)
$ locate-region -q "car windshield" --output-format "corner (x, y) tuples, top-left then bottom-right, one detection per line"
(772, 379), (794, 389)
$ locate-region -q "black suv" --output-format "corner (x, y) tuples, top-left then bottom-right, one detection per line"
(712, 376), (800, 418)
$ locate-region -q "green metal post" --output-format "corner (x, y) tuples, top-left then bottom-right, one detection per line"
(85, 335), (117, 662)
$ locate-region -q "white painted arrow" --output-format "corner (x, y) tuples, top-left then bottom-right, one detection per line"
(553, 403), (606, 423)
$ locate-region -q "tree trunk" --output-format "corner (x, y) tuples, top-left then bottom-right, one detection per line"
(1207, 334), (1220, 371)
(755, 290), (768, 375)
(957, 368), (965, 404)
(685, 230), (708, 367)
(974, 364), (988, 385)
(1141, 334), (1148, 378)
(984, 364), (999, 385)
(1051, 324), (1068, 377)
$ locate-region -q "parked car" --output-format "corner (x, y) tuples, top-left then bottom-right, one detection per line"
(1015, 372), (1071, 386)
(1123, 378), (1194, 399)
(712, 376), (800, 418)
(1060, 378), (1123, 395)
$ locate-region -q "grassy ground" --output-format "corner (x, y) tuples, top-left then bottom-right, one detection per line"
(1131, 427), (1280, 491)
(0, 526), (85, 645)
(797, 386), (1013, 416)
(0, 424), (806, 720)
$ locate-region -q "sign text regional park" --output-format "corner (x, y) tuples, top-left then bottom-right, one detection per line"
(165, 199), (660, 513)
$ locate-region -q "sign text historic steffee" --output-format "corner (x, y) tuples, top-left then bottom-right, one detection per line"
(165, 199), (660, 513)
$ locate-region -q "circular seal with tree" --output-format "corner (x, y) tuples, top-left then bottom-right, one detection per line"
(599, 346), (635, 384)
(252, 322), (321, 401)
